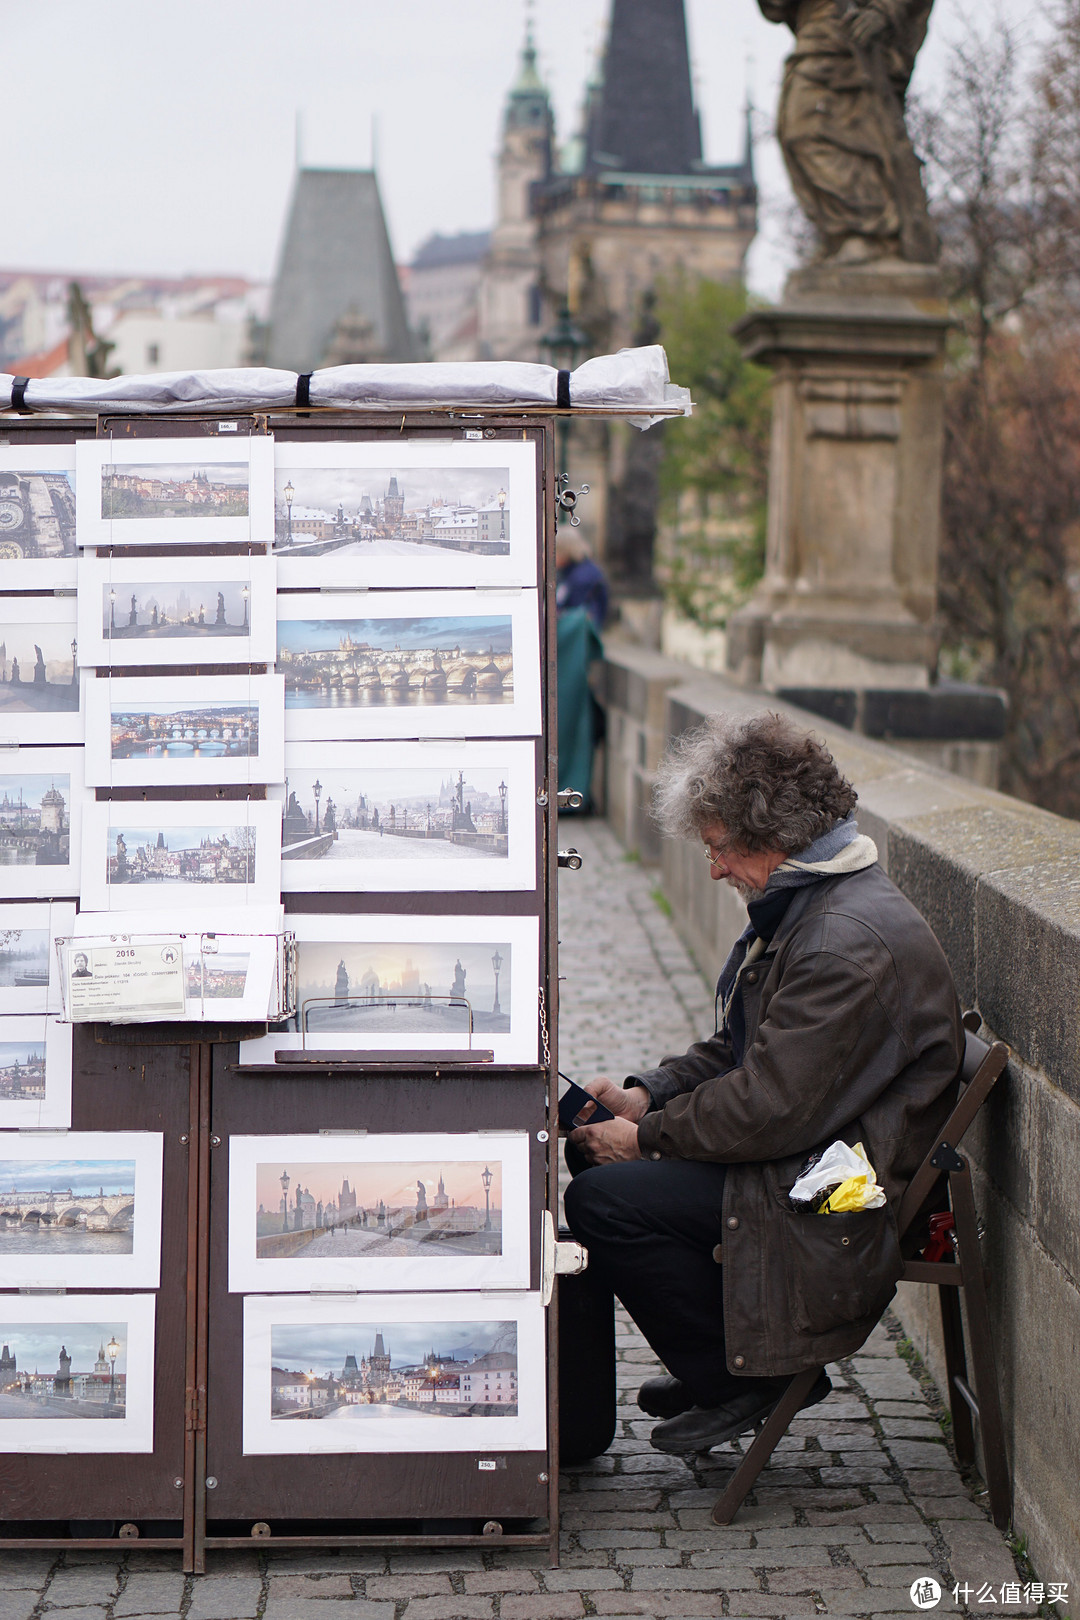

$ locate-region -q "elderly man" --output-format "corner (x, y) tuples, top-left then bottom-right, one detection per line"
(564, 713), (962, 1454)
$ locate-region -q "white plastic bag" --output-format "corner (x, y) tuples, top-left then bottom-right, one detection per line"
(788, 1140), (886, 1212)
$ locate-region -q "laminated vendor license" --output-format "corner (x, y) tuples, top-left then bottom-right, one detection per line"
(65, 940), (186, 1020)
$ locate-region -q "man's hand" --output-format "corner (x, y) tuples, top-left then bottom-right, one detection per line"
(569, 1114), (643, 1165)
(567, 1077), (650, 1127)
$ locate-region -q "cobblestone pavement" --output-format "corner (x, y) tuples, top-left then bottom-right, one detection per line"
(0, 818), (1024, 1619)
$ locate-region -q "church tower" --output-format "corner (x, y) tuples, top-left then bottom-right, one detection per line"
(477, 18), (554, 360)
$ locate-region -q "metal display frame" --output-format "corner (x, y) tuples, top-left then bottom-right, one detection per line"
(0, 410), (561, 1571)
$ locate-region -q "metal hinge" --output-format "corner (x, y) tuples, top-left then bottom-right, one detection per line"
(185, 1384), (207, 1433)
(541, 1210), (588, 1306)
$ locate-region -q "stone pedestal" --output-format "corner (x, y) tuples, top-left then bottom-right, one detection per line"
(727, 260), (951, 691)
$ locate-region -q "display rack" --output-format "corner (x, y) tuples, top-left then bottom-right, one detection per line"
(0, 410), (562, 1570)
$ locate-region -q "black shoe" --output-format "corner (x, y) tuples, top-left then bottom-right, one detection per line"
(650, 1370), (832, 1455)
(637, 1375), (695, 1420)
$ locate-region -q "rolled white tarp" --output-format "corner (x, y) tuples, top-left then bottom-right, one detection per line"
(2, 346), (689, 428)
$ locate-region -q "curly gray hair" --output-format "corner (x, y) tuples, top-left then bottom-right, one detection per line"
(652, 711), (858, 855)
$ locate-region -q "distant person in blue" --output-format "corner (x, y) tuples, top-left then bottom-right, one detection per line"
(556, 532), (608, 810)
(556, 531), (608, 629)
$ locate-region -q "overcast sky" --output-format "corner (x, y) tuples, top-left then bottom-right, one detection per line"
(3, 0), (1045, 300)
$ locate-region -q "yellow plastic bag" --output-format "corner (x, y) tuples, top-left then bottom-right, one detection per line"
(815, 1142), (886, 1213)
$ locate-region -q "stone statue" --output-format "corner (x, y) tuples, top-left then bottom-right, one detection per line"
(758, 0), (937, 263)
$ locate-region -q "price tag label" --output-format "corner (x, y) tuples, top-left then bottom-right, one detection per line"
(66, 940), (186, 1020)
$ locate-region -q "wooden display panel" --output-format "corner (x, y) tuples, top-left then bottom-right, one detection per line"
(0, 1026), (198, 1552)
(202, 1058), (551, 1552)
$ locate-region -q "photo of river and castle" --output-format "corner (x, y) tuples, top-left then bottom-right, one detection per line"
(255, 1159), (502, 1263)
(0, 1042), (47, 1106)
(269, 1320), (517, 1421)
(0, 1159), (136, 1258)
(101, 463), (249, 521)
(277, 616), (514, 712)
(107, 825), (257, 888)
(0, 1322), (127, 1418)
(0, 774), (71, 867)
(292, 939), (512, 1037)
(0, 924), (51, 993)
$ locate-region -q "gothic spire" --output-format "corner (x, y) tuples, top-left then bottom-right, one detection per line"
(585, 0), (702, 176)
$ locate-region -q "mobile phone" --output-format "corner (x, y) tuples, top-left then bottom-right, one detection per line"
(558, 1080), (616, 1131)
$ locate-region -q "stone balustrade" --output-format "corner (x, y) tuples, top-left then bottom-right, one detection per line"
(591, 637), (1080, 1593)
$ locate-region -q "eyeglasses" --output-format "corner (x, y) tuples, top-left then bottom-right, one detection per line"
(703, 838), (735, 866)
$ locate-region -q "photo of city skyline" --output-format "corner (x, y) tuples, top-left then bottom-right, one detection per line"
(254, 1158), (502, 1263)
(268, 1318), (517, 1422)
(0, 1158), (136, 1258)
(274, 464), (511, 560)
(100, 579), (253, 641)
(186, 950), (250, 1000)
(281, 764), (509, 866)
(294, 938), (511, 1036)
(107, 824), (257, 887)
(109, 701), (260, 761)
(0, 1320), (128, 1419)
(101, 461), (249, 520)
(0, 1041), (46, 1105)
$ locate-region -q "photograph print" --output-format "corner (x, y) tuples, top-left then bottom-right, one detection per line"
(277, 740), (536, 893)
(0, 444), (78, 589)
(84, 673), (285, 788)
(228, 1130), (531, 1293)
(0, 748), (84, 900)
(77, 552), (277, 667)
(80, 798), (281, 913)
(277, 590), (541, 741)
(242, 1291), (545, 1454)
(0, 1131), (163, 1289)
(0, 901), (76, 1014)
(0, 594), (82, 745)
(0, 1015), (73, 1130)
(0, 1293), (155, 1452)
(75, 435), (274, 548)
(272, 439), (537, 589)
(239, 912), (538, 1066)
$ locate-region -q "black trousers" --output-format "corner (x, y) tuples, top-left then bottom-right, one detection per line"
(563, 1151), (784, 1409)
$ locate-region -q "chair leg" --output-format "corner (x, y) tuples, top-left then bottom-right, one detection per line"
(712, 1366), (821, 1526)
(939, 1282), (976, 1465)
(951, 1165), (1012, 1531)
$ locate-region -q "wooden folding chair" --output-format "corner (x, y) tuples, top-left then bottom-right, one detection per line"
(711, 1014), (1012, 1529)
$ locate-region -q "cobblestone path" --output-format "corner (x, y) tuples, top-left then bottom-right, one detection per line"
(0, 818), (1024, 1619)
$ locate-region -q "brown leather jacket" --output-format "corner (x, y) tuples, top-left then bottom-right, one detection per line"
(633, 864), (962, 1375)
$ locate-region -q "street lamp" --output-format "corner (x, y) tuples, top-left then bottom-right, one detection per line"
(109, 589), (117, 634)
(491, 949), (503, 1016)
(497, 486), (507, 544)
(241, 583), (250, 629)
(482, 1164), (493, 1232)
(280, 1168), (291, 1232)
(284, 479), (295, 544)
(541, 302), (587, 479)
(107, 1334), (119, 1406)
(312, 778), (322, 834)
(498, 779), (507, 835)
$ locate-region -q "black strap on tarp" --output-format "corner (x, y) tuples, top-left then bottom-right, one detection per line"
(556, 369), (571, 410)
(295, 372), (312, 408)
(9, 377), (30, 413)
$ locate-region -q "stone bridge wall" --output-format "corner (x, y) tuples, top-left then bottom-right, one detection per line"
(591, 640), (1080, 1592)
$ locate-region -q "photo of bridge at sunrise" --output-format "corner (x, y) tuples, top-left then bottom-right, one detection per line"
(277, 616), (514, 711)
(0, 1159), (135, 1257)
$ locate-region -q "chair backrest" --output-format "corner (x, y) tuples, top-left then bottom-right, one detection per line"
(896, 1023), (1009, 1240)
